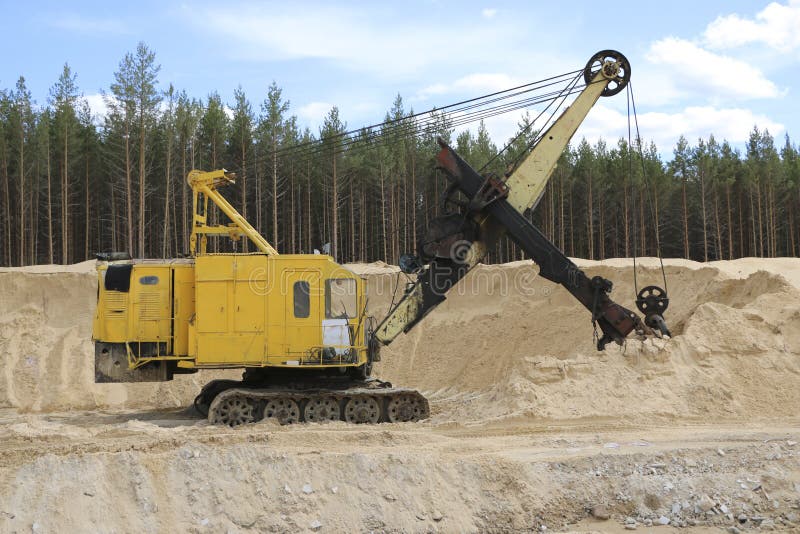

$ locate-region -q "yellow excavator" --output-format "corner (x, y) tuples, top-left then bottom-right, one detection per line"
(92, 50), (670, 426)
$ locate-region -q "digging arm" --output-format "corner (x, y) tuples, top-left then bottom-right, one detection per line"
(375, 51), (646, 348)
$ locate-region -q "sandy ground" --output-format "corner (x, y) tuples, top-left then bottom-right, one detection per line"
(1, 257), (799, 532)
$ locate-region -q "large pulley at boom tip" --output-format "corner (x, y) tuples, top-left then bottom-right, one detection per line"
(584, 50), (631, 97)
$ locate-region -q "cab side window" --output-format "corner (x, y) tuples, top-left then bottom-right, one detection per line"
(294, 281), (310, 318)
(325, 279), (356, 319)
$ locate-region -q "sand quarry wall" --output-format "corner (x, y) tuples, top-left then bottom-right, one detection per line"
(0, 262), (238, 411)
(1, 258), (799, 421)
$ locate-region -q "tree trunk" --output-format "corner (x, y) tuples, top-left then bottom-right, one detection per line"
(349, 175), (355, 262)
(654, 188), (660, 255)
(162, 131), (172, 258)
(125, 128), (133, 255)
(1, 148), (9, 265)
(138, 115), (146, 258)
(380, 164), (387, 261)
(587, 170), (594, 260)
(749, 187), (757, 256)
(306, 159), (311, 252)
(411, 149), (417, 257)
(756, 182), (763, 257)
(171, 180), (178, 256)
(404, 161), (408, 258)
(360, 182), (366, 261)
(32, 157), (39, 265)
(241, 137), (248, 253)
(769, 179), (776, 256)
(255, 149), (262, 234)
(181, 142), (187, 254)
(682, 179), (689, 258)
(700, 169), (708, 262)
(738, 191), (744, 258)
(18, 129), (24, 266)
(569, 186), (575, 257)
(788, 200), (796, 257)
(726, 184), (733, 260)
(331, 149), (338, 260)
(84, 154), (90, 261)
(110, 181), (117, 252)
(290, 161), (295, 253)
(639, 187), (646, 256)
(623, 183), (629, 257)
(272, 138), (279, 249)
(713, 186), (722, 260)
(598, 193), (605, 260)
(559, 170), (565, 251)
(47, 142), (54, 264)
(62, 121), (69, 264)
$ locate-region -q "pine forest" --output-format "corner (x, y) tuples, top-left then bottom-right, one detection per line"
(1, 42), (799, 268)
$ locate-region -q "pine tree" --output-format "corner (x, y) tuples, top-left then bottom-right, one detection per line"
(198, 92), (228, 250)
(259, 82), (290, 249)
(320, 106), (347, 260)
(671, 135), (692, 258)
(132, 43), (161, 258)
(0, 90), (10, 265)
(228, 86), (254, 251)
(9, 78), (33, 265)
(175, 92), (201, 252)
(50, 63), (80, 264)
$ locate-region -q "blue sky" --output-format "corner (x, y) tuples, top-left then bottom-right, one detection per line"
(2, 1), (798, 157)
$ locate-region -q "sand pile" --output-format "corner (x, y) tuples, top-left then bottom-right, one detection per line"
(357, 258), (800, 424)
(0, 261), (237, 411)
(1, 258), (799, 424)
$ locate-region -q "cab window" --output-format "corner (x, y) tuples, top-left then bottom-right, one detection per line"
(325, 279), (356, 319)
(293, 281), (310, 318)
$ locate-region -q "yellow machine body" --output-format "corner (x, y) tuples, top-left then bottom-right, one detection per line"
(93, 170), (369, 383)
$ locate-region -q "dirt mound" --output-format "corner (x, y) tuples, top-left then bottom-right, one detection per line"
(372, 258), (800, 424)
(0, 263), (237, 412)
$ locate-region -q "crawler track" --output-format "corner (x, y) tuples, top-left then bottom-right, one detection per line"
(207, 386), (430, 426)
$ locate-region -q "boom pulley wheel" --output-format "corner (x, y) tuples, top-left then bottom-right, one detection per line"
(584, 50), (631, 97)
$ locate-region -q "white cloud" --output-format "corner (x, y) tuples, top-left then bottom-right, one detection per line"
(482, 8), (497, 19)
(445, 100), (783, 161)
(415, 73), (523, 101)
(646, 37), (781, 100)
(298, 101), (334, 128)
(703, 0), (800, 52)
(50, 14), (130, 34)
(84, 93), (109, 120)
(576, 103), (784, 152)
(183, 5), (508, 78)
